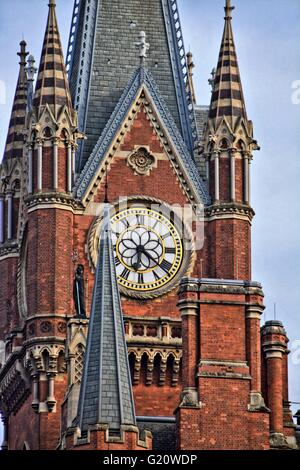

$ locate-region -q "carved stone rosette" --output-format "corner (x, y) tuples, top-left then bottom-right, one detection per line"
(127, 147), (156, 176)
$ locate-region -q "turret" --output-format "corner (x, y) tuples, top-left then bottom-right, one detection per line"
(204, 0), (259, 208)
(202, 0), (259, 280)
(27, 0), (80, 196)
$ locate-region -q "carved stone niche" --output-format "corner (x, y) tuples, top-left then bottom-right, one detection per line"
(127, 147), (156, 176)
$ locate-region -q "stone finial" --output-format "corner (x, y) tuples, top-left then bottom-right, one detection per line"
(225, 0), (235, 19)
(208, 68), (216, 92)
(135, 31), (150, 65)
(26, 55), (37, 82)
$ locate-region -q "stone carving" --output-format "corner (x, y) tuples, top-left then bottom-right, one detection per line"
(40, 321), (53, 334)
(127, 147), (155, 176)
(73, 265), (86, 318)
(179, 388), (199, 408)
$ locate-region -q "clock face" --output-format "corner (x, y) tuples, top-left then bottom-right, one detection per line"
(110, 207), (183, 292)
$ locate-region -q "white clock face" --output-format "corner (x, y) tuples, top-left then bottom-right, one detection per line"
(111, 207), (183, 293)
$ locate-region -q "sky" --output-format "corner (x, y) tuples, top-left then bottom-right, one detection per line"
(0, 0), (299, 446)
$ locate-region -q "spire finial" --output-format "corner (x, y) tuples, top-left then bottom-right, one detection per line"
(48, 0), (56, 7)
(17, 40), (28, 68)
(135, 31), (150, 66)
(225, 0), (235, 19)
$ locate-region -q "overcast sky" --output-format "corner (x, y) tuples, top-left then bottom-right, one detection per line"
(0, 0), (299, 446)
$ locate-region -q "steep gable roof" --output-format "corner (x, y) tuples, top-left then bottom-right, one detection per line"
(75, 66), (210, 206)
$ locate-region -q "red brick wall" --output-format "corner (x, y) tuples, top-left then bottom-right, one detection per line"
(58, 145), (67, 193)
(0, 257), (19, 339)
(177, 379), (270, 450)
(199, 303), (246, 361)
(219, 154), (230, 202)
(207, 218), (251, 279)
(26, 208), (73, 315)
(8, 375), (68, 450)
(235, 157), (243, 203)
(42, 146), (53, 191)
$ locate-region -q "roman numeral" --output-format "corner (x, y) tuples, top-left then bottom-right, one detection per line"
(165, 247), (175, 254)
(121, 268), (130, 280)
(162, 233), (170, 240)
(121, 219), (130, 229)
(136, 214), (145, 225)
(115, 256), (121, 266)
(153, 271), (160, 281)
(160, 259), (172, 273)
(138, 273), (144, 284)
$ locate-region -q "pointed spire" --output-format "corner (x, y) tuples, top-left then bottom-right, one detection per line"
(76, 205), (136, 433)
(33, 0), (72, 118)
(2, 41), (28, 161)
(208, 0), (247, 127)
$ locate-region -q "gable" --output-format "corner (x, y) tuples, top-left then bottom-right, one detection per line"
(75, 68), (210, 208)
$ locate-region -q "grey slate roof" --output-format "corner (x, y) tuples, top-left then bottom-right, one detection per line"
(75, 66), (211, 206)
(76, 205), (136, 432)
(66, 0), (196, 170)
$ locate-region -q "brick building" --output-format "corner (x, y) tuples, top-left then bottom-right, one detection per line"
(0, 0), (298, 450)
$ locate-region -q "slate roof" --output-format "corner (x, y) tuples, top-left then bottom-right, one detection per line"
(75, 66), (211, 206)
(33, 0), (72, 119)
(208, 0), (248, 129)
(76, 205), (136, 432)
(66, 0), (196, 170)
(2, 41), (28, 162)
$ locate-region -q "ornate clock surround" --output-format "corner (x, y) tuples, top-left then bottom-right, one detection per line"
(87, 196), (195, 299)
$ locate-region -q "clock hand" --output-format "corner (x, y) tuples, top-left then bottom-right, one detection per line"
(132, 245), (143, 271)
(140, 246), (160, 268)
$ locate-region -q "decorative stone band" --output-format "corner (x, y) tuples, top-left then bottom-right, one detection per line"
(64, 423), (152, 450)
(178, 277), (264, 296)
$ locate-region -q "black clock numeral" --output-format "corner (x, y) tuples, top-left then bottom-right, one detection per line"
(136, 214), (145, 225)
(121, 218), (130, 229)
(138, 273), (144, 284)
(152, 219), (160, 230)
(165, 247), (176, 254)
(161, 233), (170, 240)
(153, 271), (160, 281)
(121, 268), (130, 280)
(160, 259), (172, 273)
(115, 256), (121, 266)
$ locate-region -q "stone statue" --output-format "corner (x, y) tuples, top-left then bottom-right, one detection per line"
(73, 265), (86, 318)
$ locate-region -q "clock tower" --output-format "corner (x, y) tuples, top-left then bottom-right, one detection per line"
(0, 0), (297, 451)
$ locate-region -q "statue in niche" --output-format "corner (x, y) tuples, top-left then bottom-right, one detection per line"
(73, 265), (86, 318)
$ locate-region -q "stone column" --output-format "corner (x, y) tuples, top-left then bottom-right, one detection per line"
(244, 152), (252, 205)
(67, 143), (72, 193)
(1, 415), (8, 450)
(37, 140), (43, 192)
(0, 194), (4, 243)
(31, 374), (40, 413)
(205, 154), (210, 185)
(261, 320), (288, 448)
(27, 145), (33, 194)
(245, 303), (266, 410)
(7, 191), (13, 240)
(53, 139), (59, 191)
(230, 149), (236, 202)
(46, 373), (56, 412)
(177, 278), (199, 407)
(72, 146), (76, 181)
(213, 151), (220, 202)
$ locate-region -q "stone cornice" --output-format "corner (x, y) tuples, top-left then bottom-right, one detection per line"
(205, 202), (255, 221)
(25, 192), (84, 213)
